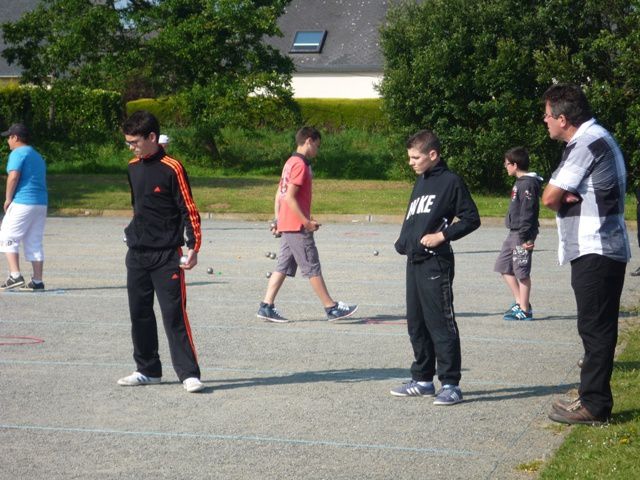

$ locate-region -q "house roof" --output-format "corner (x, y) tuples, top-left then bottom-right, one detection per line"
(267, 0), (391, 73)
(0, 0), (41, 77)
(1, 0), (391, 78)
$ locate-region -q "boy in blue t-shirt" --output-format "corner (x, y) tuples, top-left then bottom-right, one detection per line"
(0, 123), (48, 290)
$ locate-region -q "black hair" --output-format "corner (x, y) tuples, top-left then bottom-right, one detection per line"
(505, 146), (530, 171)
(122, 110), (160, 138)
(543, 84), (593, 127)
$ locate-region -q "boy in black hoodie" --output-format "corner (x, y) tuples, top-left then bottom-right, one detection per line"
(495, 147), (543, 321)
(391, 130), (480, 405)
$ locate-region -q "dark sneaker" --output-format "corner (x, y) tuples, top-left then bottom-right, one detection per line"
(257, 303), (288, 323)
(548, 400), (607, 425)
(0, 275), (25, 290)
(390, 380), (435, 397)
(577, 356), (584, 368)
(503, 302), (519, 318)
(504, 305), (533, 321)
(326, 301), (358, 321)
(21, 280), (45, 291)
(433, 385), (463, 405)
(631, 266), (640, 276)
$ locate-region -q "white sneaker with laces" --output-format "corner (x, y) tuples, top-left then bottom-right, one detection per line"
(117, 371), (161, 386)
(183, 377), (205, 393)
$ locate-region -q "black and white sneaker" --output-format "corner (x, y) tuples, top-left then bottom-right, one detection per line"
(21, 280), (45, 291)
(326, 301), (358, 321)
(0, 275), (25, 290)
(257, 303), (289, 323)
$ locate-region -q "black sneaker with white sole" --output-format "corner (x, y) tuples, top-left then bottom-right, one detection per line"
(21, 280), (45, 291)
(0, 275), (25, 290)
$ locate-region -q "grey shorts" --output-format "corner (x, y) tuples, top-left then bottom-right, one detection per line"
(276, 230), (322, 278)
(494, 230), (534, 280)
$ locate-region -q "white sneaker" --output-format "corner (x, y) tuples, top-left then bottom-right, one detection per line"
(183, 377), (205, 393)
(117, 371), (161, 386)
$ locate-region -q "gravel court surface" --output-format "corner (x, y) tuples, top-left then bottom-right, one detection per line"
(1, 216), (639, 480)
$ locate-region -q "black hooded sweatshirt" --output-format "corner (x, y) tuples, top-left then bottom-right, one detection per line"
(395, 160), (481, 263)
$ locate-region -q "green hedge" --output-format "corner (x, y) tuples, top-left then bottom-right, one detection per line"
(297, 98), (386, 131)
(125, 97), (387, 131)
(0, 84), (122, 143)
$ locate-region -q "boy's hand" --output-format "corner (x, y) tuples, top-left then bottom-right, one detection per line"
(420, 231), (445, 249)
(304, 219), (321, 232)
(180, 250), (198, 270)
(523, 241), (535, 251)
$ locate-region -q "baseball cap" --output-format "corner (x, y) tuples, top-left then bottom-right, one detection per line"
(159, 134), (170, 145)
(1, 123), (30, 139)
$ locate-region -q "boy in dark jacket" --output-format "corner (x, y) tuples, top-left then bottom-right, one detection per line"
(391, 130), (480, 405)
(494, 147), (542, 321)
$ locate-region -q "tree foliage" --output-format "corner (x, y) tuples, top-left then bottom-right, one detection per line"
(1, 0), (295, 164)
(380, 0), (640, 191)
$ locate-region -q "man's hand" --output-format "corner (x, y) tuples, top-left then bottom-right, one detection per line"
(180, 249), (198, 270)
(3, 199), (11, 212)
(562, 191), (582, 204)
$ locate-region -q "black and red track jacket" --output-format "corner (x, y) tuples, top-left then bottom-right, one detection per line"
(125, 147), (202, 252)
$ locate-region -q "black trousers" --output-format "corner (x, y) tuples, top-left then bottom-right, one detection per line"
(405, 254), (461, 385)
(571, 254), (626, 419)
(126, 248), (200, 382)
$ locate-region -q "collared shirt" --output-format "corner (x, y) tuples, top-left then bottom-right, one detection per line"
(549, 118), (630, 265)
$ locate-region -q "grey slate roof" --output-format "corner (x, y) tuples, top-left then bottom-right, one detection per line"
(267, 0), (391, 73)
(0, 0), (41, 77)
(1, 0), (391, 78)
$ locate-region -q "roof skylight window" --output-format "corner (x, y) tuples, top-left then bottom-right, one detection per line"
(290, 30), (327, 53)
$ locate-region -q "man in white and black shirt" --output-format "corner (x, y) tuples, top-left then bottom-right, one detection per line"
(542, 84), (630, 425)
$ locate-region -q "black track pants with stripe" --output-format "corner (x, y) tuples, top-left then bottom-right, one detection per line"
(126, 248), (200, 382)
(405, 254), (461, 385)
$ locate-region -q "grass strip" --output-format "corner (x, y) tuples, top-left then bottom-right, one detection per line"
(39, 174), (640, 220)
(537, 323), (640, 479)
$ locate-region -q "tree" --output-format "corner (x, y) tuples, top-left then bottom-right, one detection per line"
(2, 0), (295, 164)
(380, 0), (640, 191)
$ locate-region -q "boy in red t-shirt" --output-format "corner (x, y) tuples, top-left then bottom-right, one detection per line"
(257, 127), (358, 323)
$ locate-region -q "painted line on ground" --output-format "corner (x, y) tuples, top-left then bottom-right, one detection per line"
(0, 318), (576, 345)
(0, 423), (483, 458)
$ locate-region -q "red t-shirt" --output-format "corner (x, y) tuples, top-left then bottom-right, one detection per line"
(277, 154), (312, 232)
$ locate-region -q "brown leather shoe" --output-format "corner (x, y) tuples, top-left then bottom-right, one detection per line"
(548, 400), (607, 425)
(552, 397), (580, 412)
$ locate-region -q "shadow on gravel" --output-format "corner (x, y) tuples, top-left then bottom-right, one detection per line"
(209, 367), (409, 391)
(464, 383), (578, 403)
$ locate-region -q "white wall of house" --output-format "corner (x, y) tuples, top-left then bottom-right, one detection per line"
(291, 72), (382, 98)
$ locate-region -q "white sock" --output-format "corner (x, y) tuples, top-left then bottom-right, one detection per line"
(10, 272), (21, 279)
(417, 381), (432, 387)
(31, 279), (43, 284)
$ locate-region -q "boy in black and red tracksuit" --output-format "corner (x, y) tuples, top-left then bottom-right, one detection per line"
(117, 110), (204, 393)
(391, 129), (480, 405)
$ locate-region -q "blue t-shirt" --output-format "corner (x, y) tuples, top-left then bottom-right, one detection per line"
(6, 145), (48, 205)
